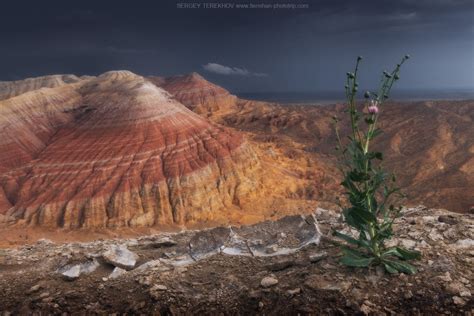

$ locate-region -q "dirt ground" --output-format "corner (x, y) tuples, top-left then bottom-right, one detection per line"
(0, 206), (473, 315)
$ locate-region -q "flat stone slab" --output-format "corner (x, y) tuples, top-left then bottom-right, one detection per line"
(184, 214), (320, 262)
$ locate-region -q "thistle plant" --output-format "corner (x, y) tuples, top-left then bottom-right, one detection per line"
(333, 55), (421, 274)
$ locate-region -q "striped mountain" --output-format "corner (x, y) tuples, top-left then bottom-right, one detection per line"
(0, 71), (266, 228)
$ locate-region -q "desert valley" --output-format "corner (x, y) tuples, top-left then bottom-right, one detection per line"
(0, 71), (473, 313)
(1, 0), (474, 313)
(0, 71), (472, 234)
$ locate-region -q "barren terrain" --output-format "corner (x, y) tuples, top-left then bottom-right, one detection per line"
(0, 206), (473, 314)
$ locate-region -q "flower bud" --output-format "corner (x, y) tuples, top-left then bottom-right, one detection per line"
(405, 54), (410, 59)
(357, 56), (363, 61)
(364, 91), (371, 98)
(394, 74), (400, 80)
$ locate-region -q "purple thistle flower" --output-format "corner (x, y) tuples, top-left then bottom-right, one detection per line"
(368, 101), (379, 114)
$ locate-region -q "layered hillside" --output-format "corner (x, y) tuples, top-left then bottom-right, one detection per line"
(0, 71), (279, 228)
(0, 74), (82, 100)
(154, 74), (474, 213)
(148, 73), (238, 117)
(224, 101), (474, 212)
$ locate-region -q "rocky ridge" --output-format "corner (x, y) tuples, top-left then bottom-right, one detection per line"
(0, 74), (82, 100)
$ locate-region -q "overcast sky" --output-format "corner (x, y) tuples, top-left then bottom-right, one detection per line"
(0, 0), (473, 92)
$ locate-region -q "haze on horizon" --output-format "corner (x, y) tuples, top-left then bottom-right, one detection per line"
(0, 0), (473, 94)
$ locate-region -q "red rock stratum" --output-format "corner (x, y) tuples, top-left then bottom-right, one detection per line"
(0, 71), (266, 228)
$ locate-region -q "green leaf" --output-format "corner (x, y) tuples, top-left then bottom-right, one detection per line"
(383, 259), (418, 275)
(395, 247), (421, 260)
(375, 222), (393, 241)
(349, 170), (370, 182)
(382, 247), (401, 258)
(384, 262), (398, 274)
(368, 128), (383, 140)
(366, 151), (383, 161)
(349, 207), (377, 224)
(340, 254), (375, 267)
(333, 231), (370, 248)
(365, 117), (375, 124)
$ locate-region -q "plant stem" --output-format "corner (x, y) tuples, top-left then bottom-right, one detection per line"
(368, 224), (381, 257)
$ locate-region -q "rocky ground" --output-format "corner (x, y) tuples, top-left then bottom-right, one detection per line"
(0, 206), (473, 315)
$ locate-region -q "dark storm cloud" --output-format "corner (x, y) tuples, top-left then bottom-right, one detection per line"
(0, 0), (472, 91)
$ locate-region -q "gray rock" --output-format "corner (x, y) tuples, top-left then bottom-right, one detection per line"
(109, 267), (127, 279)
(189, 227), (230, 260)
(400, 238), (417, 249)
(150, 237), (177, 248)
(102, 245), (138, 270)
(309, 251), (328, 263)
(438, 215), (458, 225)
(265, 259), (294, 271)
(453, 296), (466, 306)
(260, 276), (278, 288)
(445, 281), (469, 295)
(304, 274), (345, 291)
(61, 265), (81, 280)
(28, 284), (41, 294)
(152, 284), (168, 291)
(59, 259), (100, 280)
(287, 288), (301, 295)
(80, 259), (101, 274)
(428, 231), (444, 241)
(454, 239), (474, 249)
(135, 259), (172, 272)
(460, 290), (472, 297)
